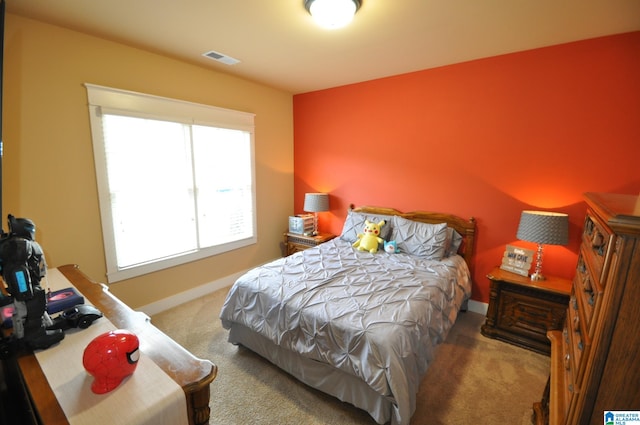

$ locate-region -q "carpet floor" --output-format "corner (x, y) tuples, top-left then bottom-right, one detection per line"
(151, 287), (549, 425)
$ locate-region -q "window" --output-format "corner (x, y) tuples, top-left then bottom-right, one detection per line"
(85, 84), (256, 283)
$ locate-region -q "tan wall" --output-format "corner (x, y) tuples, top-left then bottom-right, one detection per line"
(4, 14), (294, 308)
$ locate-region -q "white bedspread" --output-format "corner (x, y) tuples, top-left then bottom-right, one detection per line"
(220, 238), (471, 425)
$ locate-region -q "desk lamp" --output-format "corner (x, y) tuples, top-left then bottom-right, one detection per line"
(303, 193), (329, 236)
(516, 210), (569, 281)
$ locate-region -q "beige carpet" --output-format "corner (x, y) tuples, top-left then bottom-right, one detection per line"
(151, 287), (549, 425)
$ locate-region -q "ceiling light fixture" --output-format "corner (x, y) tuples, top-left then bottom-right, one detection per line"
(304, 0), (361, 30)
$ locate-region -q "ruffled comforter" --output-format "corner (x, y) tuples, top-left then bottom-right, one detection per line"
(220, 238), (472, 425)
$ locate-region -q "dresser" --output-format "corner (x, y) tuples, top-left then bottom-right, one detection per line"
(534, 192), (640, 425)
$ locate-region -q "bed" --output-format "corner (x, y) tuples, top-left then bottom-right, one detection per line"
(219, 206), (476, 425)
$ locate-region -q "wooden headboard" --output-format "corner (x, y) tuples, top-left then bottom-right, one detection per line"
(350, 205), (477, 274)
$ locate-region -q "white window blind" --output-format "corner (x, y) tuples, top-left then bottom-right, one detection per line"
(85, 84), (256, 283)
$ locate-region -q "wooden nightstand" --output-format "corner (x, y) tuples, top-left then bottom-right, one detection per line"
(480, 266), (571, 355)
(283, 232), (336, 256)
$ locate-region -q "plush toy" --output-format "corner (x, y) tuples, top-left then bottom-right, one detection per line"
(384, 240), (400, 254)
(353, 220), (386, 253)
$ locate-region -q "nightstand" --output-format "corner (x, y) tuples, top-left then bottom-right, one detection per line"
(480, 266), (571, 355)
(283, 232), (336, 256)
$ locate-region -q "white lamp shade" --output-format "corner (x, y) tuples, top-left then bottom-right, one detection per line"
(305, 0), (360, 29)
(304, 193), (330, 213)
(516, 211), (569, 245)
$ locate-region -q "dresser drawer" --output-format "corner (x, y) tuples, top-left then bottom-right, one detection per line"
(286, 240), (312, 255)
(559, 327), (576, 421)
(497, 287), (567, 344)
(567, 292), (592, 388)
(581, 212), (615, 285)
(574, 250), (603, 337)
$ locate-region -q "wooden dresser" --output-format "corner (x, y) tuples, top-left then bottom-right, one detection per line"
(534, 192), (640, 425)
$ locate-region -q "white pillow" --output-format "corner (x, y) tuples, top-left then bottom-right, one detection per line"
(339, 211), (393, 243)
(390, 216), (448, 260)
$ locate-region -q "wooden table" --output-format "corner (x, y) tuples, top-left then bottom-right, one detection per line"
(480, 266), (572, 355)
(13, 264), (217, 425)
(283, 232), (336, 256)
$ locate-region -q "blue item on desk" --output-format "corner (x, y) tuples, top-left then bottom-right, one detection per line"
(46, 287), (85, 315)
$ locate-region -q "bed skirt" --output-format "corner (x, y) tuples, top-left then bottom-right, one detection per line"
(228, 323), (393, 424)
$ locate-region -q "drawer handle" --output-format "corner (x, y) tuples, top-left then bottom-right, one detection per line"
(583, 275), (592, 292)
(578, 340), (584, 351)
(592, 232), (604, 248)
(564, 353), (571, 370)
(578, 258), (587, 274)
(588, 294), (595, 306)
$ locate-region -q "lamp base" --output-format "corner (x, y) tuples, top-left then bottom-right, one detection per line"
(530, 243), (546, 281)
(530, 272), (546, 281)
(312, 212), (319, 236)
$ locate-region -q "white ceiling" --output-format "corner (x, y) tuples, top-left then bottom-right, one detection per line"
(6, 0), (640, 94)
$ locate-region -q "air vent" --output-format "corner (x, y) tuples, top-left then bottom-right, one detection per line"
(202, 50), (240, 65)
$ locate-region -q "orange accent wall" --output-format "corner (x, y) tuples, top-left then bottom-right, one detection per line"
(293, 32), (640, 303)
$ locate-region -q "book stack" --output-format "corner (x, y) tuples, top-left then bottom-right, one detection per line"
(288, 214), (315, 235)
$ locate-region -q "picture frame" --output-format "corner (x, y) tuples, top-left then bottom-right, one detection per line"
(500, 245), (534, 277)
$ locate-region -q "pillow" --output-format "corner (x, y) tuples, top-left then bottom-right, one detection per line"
(444, 228), (464, 257)
(339, 211), (393, 243)
(390, 216), (448, 260)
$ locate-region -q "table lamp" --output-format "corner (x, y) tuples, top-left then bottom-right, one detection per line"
(516, 210), (569, 281)
(303, 193), (329, 236)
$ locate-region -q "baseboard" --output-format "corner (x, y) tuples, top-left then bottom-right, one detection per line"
(138, 270), (246, 316)
(467, 299), (488, 315)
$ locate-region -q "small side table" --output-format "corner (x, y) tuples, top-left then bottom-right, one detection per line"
(283, 232), (336, 256)
(480, 266), (572, 355)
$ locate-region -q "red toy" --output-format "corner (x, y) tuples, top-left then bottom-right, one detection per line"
(82, 329), (140, 394)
